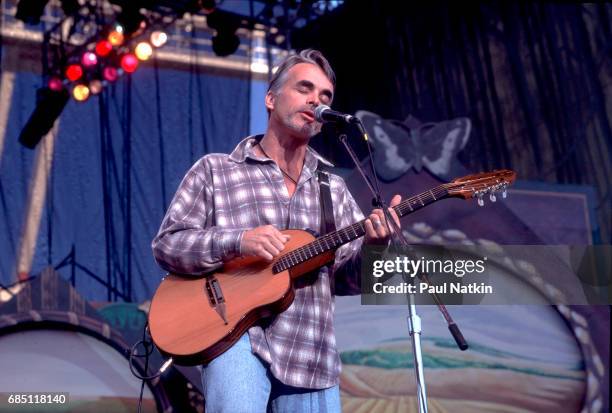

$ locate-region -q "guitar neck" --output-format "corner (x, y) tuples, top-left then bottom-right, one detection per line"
(273, 184), (450, 273)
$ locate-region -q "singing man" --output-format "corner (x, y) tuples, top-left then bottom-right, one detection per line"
(152, 49), (401, 412)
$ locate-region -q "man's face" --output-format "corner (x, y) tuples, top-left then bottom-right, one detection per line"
(266, 63), (334, 140)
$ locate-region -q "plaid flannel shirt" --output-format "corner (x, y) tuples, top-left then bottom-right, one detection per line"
(152, 135), (364, 389)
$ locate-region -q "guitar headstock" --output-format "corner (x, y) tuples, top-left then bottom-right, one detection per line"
(446, 170), (516, 206)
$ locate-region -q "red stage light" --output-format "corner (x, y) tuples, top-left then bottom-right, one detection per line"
(81, 52), (98, 67)
(65, 64), (83, 81)
(103, 67), (118, 82)
(48, 77), (64, 91)
(95, 40), (113, 57)
(120, 54), (138, 73)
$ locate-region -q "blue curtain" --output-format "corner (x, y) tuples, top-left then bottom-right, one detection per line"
(0, 64), (250, 302)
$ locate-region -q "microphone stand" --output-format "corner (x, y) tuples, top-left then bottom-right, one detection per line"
(336, 121), (468, 413)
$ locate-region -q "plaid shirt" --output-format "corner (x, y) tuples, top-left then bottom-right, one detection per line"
(152, 136), (363, 389)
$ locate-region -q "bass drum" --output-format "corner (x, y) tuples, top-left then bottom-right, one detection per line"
(0, 310), (171, 413)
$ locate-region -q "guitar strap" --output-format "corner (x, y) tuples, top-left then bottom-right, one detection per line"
(317, 170), (337, 294)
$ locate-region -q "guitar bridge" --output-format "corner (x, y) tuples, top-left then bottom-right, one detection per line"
(205, 276), (228, 325)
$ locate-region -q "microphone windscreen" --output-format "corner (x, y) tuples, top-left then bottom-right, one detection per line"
(314, 105), (331, 122)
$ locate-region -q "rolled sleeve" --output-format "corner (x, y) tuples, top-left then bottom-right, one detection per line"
(215, 228), (245, 259)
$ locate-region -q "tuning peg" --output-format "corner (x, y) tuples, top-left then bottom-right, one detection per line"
(477, 194), (484, 207)
(489, 193), (496, 202)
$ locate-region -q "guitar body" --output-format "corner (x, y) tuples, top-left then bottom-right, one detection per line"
(148, 229), (335, 365)
(148, 170), (516, 366)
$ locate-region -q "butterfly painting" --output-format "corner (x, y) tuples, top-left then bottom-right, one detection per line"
(355, 111), (472, 182)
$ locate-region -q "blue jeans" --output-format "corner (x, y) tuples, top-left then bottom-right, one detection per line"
(202, 333), (341, 413)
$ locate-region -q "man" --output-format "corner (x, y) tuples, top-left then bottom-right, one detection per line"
(152, 49), (401, 412)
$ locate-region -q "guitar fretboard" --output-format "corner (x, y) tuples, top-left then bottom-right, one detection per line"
(272, 184), (449, 273)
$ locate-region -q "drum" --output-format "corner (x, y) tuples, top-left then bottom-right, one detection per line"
(0, 310), (171, 413)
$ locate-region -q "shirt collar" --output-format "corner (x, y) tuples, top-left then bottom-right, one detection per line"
(228, 135), (335, 172)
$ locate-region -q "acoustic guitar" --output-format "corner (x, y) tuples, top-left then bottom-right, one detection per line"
(148, 170), (516, 365)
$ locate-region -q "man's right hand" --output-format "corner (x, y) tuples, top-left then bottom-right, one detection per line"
(240, 225), (290, 261)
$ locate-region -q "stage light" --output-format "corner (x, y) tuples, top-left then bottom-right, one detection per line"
(103, 67), (119, 82)
(95, 40), (113, 57)
(108, 30), (124, 46)
(73, 84), (90, 102)
(16, 0), (50, 25)
(48, 77), (64, 92)
(19, 87), (69, 149)
(206, 10), (240, 57)
(65, 64), (83, 81)
(81, 52), (98, 67)
(89, 80), (103, 95)
(120, 54), (138, 73)
(150, 31), (167, 48)
(117, 6), (146, 35)
(212, 32), (240, 57)
(134, 42), (153, 61)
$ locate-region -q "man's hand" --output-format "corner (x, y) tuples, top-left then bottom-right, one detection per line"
(364, 195), (402, 245)
(240, 225), (290, 261)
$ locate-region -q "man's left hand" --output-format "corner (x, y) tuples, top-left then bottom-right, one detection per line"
(364, 195), (402, 245)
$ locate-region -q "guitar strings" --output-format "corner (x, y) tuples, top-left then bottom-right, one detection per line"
(275, 185), (451, 271)
(278, 185), (450, 269)
(280, 175), (505, 269)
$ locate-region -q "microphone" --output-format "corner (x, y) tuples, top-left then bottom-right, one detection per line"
(314, 105), (358, 124)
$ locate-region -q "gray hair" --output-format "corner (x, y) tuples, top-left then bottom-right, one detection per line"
(267, 49), (336, 96)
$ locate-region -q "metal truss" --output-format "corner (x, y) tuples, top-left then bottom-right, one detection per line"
(0, 0), (305, 77)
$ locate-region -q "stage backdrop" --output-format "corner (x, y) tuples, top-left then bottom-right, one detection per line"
(293, 1), (611, 243)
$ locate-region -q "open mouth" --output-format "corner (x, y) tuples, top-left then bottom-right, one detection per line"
(300, 111), (315, 122)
